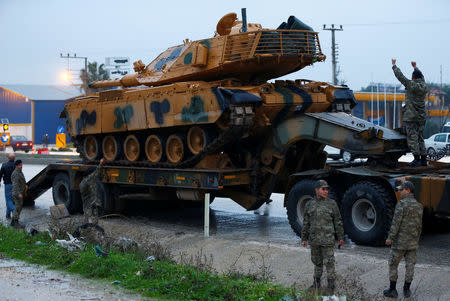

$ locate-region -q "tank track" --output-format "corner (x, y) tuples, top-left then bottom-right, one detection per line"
(74, 105), (254, 169)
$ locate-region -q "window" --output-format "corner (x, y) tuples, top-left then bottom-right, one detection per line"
(435, 134), (446, 142)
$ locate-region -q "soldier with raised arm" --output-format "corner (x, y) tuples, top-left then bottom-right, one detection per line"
(301, 180), (344, 294)
(383, 181), (423, 298)
(391, 59), (428, 166)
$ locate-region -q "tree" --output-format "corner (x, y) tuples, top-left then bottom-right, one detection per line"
(79, 61), (109, 94)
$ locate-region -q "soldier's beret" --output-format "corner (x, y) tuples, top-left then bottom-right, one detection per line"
(14, 160), (22, 166)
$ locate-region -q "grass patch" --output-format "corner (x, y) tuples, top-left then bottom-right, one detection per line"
(0, 225), (321, 300)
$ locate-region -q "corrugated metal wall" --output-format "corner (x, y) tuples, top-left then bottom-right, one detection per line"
(34, 100), (68, 144)
(0, 87), (31, 123)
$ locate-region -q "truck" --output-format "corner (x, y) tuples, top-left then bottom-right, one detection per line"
(23, 12), (450, 246)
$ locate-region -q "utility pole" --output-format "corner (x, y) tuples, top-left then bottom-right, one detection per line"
(60, 53), (88, 94)
(323, 24), (343, 85)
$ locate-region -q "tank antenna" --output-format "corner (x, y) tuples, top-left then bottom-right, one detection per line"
(241, 8), (247, 32)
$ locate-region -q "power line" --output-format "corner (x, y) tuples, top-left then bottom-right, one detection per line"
(323, 24), (343, 85)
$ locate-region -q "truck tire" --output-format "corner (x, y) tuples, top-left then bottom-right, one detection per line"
(341, 181), (394, 246)
(286, 179), (337, 238)
(52, 173), (81, 214)
(95, 180), (116, 216)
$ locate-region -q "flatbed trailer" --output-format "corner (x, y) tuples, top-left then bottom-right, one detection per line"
(24, 158), (450, 246)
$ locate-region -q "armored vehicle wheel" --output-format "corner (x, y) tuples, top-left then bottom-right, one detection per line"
(145, 135), (164, 163)
(124, 135), (141, 162)
(341, 181), (394, 246)
(102, 135), (121, 161)
(166, 134), (184, 164)
(83, 135), (101, 161)
(187, 126), (207, 155)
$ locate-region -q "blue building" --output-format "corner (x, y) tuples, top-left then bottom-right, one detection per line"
(0, 84), (80, 144)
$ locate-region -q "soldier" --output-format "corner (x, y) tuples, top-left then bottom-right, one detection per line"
(80, 158), (105, 225)
(0, 154), (16, 219)
(11, 160), (26, 227)
(383, 181), (423, 298)
(391, 59), (428, 167)
(301, 180), (344, 294)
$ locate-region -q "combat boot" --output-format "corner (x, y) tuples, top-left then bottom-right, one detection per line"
(327, 278), (335, 295)
(420, 155), (428, 166)
(407, 155), (421, 167)
(309, 277), (321, 290)
(403, 282), (412, 298)
(383, 281), (398, 298)
(9, 219), (16, 227)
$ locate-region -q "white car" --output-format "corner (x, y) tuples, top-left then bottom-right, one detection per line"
(425, 133), (450, 157)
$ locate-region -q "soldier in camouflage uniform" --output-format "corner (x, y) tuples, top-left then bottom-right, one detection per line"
(392, 59), (428, 167)
(301, 180), (344, 294)
(11, 160), (26, 227)
(383, 181), (423, 298)
(80, 159), (105, 225)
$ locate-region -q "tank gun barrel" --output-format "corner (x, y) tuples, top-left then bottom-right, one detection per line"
(90, 74), (140, 89)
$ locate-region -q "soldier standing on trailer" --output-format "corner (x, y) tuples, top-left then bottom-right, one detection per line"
(391, 59), (428, 167)
(80, 158), (105, 225)
(383, 180), (423, 298)
(301, 179), (344, 294)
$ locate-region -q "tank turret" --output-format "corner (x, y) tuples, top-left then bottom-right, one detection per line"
(90, 14), (325, 89)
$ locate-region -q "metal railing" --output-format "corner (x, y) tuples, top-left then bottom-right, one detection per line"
(223, 30), (322, 62)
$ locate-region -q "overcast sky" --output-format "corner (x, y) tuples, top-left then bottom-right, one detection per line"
(1, 0), (449, 91)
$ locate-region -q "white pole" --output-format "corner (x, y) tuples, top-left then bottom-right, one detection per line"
(393, 85), (396, 128)
(384, 83), (387, 128)
(204, 193), (210, 238)
(377, 83), (380, 125)
(371, 84), (374, 123)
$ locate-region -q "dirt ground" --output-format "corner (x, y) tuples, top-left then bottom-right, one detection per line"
(0, 257), (150, 300)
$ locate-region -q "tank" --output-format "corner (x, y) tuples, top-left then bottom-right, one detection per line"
(62, 13), (357, 169)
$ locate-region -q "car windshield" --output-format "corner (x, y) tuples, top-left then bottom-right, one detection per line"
(12, 135), (28, 141)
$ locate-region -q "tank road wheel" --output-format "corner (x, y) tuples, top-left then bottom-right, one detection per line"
(166, 134), (184, 164)
(145, 135), (164, 163)
(83, 135), (101, 161)
(123, 135), (141, 162)
(187, 126), (207, 155)
(102, 135), (121, 161)
(341, 181), (394, 246)
(286, 179), (338, 238)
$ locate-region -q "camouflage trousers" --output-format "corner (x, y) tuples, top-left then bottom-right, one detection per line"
(405, 121), (426, 156)
(12, 194), (23, 223)
(389, 249), (417, 282)
(83, 201), (100, 225)
(310, 245), (336, 280)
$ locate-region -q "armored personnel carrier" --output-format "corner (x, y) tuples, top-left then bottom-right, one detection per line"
(62, 13), (395, 172)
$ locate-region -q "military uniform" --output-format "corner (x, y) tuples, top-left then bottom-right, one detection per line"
(392, 65), (428, 157)
(11, 167), (26, 224)
(80, 163), (104, 224)
(301, 195), (344, 281)
(387, 192), (423, 283)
